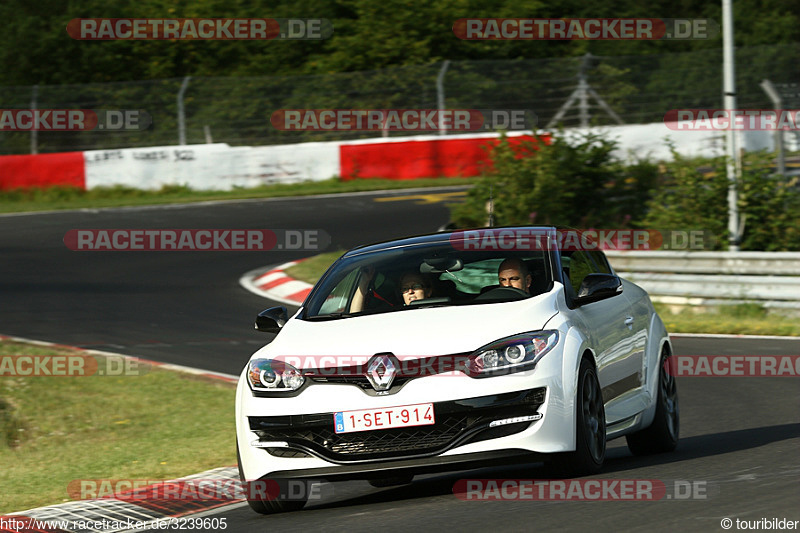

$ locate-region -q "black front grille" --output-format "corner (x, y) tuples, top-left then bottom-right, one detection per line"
(305, 353), (471, 395)
(309, 375), (412, 391)
(249, 387), (546, 463)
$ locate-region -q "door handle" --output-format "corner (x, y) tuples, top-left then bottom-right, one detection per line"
(624, 316), (634, 329)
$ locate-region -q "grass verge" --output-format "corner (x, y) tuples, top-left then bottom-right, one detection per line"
(282, 253), (800, 337)
(0, 178), (475, 214)
(0, 340), (235, 514)
(285, 250), (346, 284)
(653, 302), (800, 336)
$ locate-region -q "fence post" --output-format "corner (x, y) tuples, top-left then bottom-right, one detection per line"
(177, 76), (191, 145)
(760, 79), (786, 177)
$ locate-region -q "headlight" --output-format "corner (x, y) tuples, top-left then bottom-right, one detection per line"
(247, 358), (305, 392)
(467, 330), (559, 377)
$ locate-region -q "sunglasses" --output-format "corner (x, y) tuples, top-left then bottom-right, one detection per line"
(401, 283), (425, 292)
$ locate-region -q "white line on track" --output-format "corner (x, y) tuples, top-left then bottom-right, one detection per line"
(0, 332), (240, 382)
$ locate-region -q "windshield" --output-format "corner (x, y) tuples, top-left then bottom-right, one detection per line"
(303, 243), (555, 319)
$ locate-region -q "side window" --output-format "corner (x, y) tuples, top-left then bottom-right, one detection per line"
(317, 268), (359, 314)
(588, 251), (612, 274)
(562, 250), (612, 295)
(567, 251), (596, 292)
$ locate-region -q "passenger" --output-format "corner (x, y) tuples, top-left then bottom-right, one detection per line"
(399, 272), (433, 305)
(349, 266), (375, 313)
(498, 258), (532, 294)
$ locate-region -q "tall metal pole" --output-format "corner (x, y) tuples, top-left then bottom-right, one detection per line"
(722, 0), (740, 251)
(437, 60), (451, 135)
(177, 76), (191, 145)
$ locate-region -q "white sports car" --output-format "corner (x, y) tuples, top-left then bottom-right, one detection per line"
(235, 227), (679, 513)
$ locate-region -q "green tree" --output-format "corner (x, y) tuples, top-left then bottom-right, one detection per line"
(3, 0), (798, 87)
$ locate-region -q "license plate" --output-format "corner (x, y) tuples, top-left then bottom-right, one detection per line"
(333, 402), (435, 434)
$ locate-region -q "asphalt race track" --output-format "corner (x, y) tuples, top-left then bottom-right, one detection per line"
(2, 188), (798, 533)
(0, 188), (461, 374)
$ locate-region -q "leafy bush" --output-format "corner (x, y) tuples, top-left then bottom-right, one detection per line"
(451, 130), (799, 251)
(642, 149), (800, 251)
(450, 131), (658, 228)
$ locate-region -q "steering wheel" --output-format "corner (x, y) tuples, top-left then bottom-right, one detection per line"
(474, 286), (529, 301)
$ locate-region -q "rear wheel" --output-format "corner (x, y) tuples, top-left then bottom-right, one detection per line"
(237, 441), (308, 514)
(626, 350), (679, 455)
(548, 358), (606, 476)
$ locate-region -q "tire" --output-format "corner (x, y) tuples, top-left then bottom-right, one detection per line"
(626, 350), (679, 455)
(548, 358), (606, 476)
(368, 475), (414, 488)
(237, 441), (308, 514)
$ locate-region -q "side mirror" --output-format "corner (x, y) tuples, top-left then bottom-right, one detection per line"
(255, 306), (288, 333)
(573, 273), (623, 306)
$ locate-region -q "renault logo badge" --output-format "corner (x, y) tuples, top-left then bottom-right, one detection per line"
(366, 354), (396, 391)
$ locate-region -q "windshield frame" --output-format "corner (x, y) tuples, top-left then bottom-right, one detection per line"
(300, 238), (558, 320)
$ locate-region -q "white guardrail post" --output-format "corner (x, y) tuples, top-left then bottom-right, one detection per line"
(605, 251), (800, 314)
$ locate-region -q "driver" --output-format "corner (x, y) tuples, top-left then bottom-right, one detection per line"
(498, 258), (532, 294)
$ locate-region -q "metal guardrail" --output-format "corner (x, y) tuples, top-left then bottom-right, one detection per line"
(605, 251), (800, 311)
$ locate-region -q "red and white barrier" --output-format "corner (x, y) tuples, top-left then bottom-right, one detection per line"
(0, 151), (85, 190)
(339, 132), (541, 180)
(0, 124), (777, 191)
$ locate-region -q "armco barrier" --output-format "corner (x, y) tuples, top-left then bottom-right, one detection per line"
(0, 151), (85, 190)
(606, 251), (800, 313)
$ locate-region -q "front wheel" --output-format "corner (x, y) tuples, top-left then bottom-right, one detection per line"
(626, 350), (679, 455)
(548, 358), (606, 476)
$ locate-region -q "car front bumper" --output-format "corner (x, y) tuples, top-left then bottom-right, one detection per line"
(236, 347), (577, 482)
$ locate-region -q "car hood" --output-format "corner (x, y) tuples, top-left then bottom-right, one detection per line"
(253, 290), (560, 361)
